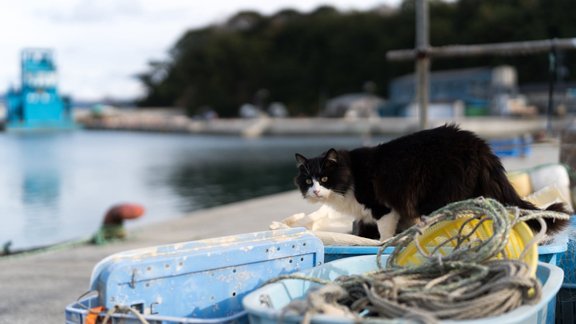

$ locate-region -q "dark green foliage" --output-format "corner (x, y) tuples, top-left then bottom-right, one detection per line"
(137, 0), (576, 117)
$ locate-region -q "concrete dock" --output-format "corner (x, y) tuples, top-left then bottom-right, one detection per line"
(0, 142), (564, 323)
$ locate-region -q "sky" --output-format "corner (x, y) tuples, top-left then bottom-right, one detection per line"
(0, 0), (401, 103)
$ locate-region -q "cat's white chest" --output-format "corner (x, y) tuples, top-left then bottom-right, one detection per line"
(325, 189), (373, 222)
(324, 189), (399, 241)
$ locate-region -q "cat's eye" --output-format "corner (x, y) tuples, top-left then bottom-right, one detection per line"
(321, 176), (328, 182)
(305, 179), (312, 185)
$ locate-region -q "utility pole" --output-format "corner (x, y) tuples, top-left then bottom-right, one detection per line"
(415, 0), (429, 130)
(547, 39), (557, 134)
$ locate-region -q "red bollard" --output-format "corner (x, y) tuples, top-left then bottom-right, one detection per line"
(103, 203), (145, 225)
(93, 203), (145, 245)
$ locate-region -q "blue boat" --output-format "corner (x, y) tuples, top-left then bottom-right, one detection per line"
(5, 48), (76, 131)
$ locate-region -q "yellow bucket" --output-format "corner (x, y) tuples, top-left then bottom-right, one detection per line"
(394, 215), (538, 277)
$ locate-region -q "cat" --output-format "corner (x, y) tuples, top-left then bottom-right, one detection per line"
(294, 124), (569, 241)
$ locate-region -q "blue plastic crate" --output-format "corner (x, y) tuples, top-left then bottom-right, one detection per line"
(557, 218), (576, 287)
(243, 255), (564, 324)
(65, 228), (324, 323)
(555, 217), (576, 324)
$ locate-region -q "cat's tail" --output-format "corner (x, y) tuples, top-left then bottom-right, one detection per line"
(480, 158), (571, 235)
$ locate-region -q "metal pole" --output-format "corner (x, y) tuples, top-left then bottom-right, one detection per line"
(416, 0), (429, 130)
(546, 39), (557, 135)
(388, 38), (576, 61)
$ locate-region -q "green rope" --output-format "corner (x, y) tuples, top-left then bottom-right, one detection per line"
(91, 224), (127, 245)
(0, 225), (128, 260)
(0, 237), (92, 260)
(275, 197), (570, 324)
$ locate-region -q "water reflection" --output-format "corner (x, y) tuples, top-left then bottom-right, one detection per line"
(159, 136), (389, 213)
(15, 133), (66, 249)
(22, 169), (60, 208)
(0, 131), (387, 251)
(165, 158), (295, 211)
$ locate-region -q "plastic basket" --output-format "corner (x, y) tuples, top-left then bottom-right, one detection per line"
(392, 217), (538, 276)
(243, 255), (564, 324)
(325, 234), (566, 265)
(65, 228), (324, 323)
(329, 215), (548, 278)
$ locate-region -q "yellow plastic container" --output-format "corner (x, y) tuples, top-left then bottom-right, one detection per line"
(395, 215), (538, 276)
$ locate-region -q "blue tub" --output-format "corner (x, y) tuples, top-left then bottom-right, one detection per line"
(243, 255), (564, 324)
(324, 235), (576, 324)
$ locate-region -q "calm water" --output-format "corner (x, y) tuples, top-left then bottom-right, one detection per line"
(0, 130), (383, 251)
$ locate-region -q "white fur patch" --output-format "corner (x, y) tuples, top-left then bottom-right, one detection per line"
(305, 184), (400, 241)
(376, 210), (400, 241)
(316, 188), (373, 223)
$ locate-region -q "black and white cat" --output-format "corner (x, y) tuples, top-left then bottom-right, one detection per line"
(294, 124), (569, 240)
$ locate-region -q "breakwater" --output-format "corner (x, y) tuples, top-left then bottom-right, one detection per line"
(78, 109), (570, 139)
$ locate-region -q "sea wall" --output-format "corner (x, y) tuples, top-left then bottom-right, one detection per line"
(77, 109), (571, 139)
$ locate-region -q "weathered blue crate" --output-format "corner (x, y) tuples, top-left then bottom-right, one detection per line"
(65, 228), (324, 323)
(243, 255), (564, 324)
(66, 295), (246, 324)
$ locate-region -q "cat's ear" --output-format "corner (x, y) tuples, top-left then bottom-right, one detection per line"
(295, 153), (308, 168)
(325, 148), (338, 163)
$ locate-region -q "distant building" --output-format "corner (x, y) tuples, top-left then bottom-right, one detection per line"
(383, 65), (535, 117)
(520, 82), (576, 115)
(322, 93), (385, 118)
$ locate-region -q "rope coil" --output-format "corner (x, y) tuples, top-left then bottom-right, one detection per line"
(275, 197), (570, 324)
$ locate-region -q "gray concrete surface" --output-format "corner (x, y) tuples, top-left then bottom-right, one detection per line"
(0, 143), (561, 323)
(0, 191), (317, 323)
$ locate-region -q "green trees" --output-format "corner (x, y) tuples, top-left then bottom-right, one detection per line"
(137, 0), (576, 117)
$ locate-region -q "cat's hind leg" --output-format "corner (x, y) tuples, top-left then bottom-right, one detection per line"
(352, 220), (380, 239)
(375, 210), (400, 241)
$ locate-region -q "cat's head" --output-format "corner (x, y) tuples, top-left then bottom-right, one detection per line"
(294, 148), (351, 202)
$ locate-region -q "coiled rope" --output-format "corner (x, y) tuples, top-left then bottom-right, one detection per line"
(273, 197), (570, 324)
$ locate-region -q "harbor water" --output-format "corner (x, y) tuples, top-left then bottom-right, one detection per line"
(0, 130), (378, 252)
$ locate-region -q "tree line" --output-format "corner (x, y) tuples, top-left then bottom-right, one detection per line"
(136, 0), (576, 117)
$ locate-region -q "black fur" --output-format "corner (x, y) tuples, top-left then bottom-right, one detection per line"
(295, 124), (570, 239)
